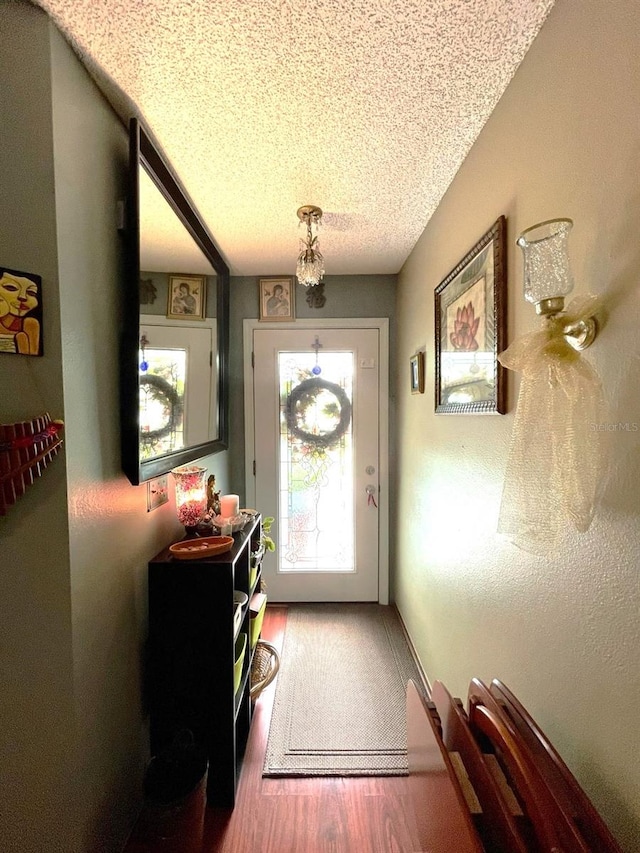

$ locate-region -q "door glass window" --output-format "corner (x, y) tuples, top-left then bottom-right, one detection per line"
(278, 351), (354, 572)
(139, 347), (186, 459)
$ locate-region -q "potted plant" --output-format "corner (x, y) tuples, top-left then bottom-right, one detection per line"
(260, 516), (276, 553)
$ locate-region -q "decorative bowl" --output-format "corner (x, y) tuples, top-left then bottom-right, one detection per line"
(169, 535), (234, 560)
(211, 513), (248, 533)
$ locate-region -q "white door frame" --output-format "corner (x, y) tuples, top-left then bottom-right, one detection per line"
(243, 318), (389, 605)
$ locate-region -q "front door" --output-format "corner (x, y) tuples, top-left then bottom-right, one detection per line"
(250, 326), (383, 602)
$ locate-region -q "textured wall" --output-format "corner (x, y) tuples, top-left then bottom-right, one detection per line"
(0, 4), (219, 850)
(394, 0), (640, 849)
(49, 23), (151, 850)
(0, 7), (78, 850)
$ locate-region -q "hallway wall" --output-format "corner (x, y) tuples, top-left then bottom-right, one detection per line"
(394, 0), (640, 848)
(0, 4), (228, 849)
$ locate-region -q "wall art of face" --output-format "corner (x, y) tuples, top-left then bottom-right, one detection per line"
(0, 267), (43, 356)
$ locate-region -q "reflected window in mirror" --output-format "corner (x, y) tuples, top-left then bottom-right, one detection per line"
(139, 318), (217, 460)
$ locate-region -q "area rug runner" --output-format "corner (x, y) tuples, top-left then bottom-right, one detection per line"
(263, 603), (422, 777)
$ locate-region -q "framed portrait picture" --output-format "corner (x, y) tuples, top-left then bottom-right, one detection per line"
(259, 277), (295, 322)
(434, 216), (506, 414)
(167, 274), (206, 320)
(410, 352), (425, 394)
(0, 266), (43, 356)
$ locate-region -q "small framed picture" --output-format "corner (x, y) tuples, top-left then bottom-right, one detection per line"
(259, 277), (295, 322)
(0, 266), (43, 356)
(167, 274), (206, 320)
(410, 352), (425, 394)
(434, 216), (507, 414)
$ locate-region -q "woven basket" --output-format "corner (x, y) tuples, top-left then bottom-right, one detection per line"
(250, 640), (280, 701)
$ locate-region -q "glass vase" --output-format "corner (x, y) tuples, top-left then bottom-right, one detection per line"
(171, 465), (207, 537)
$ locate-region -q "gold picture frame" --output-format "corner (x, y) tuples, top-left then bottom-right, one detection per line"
(434, 217), (507, 414)
(166, 274), (206, 320)
(410, 352), (425, 394)
(259, 278), (295, 322)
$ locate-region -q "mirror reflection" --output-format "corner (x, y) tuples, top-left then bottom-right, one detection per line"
(121, 118), (229, 486)
(138, 166), (218, 463)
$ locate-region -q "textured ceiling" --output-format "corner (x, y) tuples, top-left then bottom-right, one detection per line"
(36, 0), (555, 276)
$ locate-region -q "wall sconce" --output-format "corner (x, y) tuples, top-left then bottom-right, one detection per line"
(171, 465), (207, 537)
(517, 218), (598, 350)
(296, 205), (327, 308)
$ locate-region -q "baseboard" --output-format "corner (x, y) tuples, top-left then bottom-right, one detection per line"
(391, 603), (432, 699)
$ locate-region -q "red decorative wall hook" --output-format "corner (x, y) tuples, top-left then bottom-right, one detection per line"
(0, 413), (64, 516)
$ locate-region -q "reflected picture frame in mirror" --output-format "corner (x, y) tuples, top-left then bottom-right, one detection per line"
(121, 118), (230, 485)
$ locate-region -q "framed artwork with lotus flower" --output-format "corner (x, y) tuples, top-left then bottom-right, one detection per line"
(434, 216), (506, 414)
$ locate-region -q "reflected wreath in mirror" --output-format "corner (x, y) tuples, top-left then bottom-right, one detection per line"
(139, 373), (183, 458)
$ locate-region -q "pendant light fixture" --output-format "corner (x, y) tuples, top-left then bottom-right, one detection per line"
(296, 205), (324, 286)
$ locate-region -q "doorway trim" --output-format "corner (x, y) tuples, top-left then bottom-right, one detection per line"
(243, 318), (389, 604)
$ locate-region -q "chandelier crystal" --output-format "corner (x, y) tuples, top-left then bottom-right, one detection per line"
(296, 205), (325, 288)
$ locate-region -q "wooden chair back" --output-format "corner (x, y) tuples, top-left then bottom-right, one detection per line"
(432, 680), (529, 853)
(489, 679), (623, 853)
(468, 679), (590, 853)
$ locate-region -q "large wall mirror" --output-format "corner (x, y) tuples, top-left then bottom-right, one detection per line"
(121, 118), (229, 485)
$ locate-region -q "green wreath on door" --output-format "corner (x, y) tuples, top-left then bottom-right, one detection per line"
(285, 377), (351, 450)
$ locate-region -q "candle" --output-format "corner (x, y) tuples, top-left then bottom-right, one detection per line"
(220, 494), (240, 518)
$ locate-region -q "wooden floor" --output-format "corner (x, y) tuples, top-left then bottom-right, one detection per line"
(128, 605), (421, 853)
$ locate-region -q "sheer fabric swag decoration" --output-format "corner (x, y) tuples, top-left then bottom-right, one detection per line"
(498, 219), (607, 553)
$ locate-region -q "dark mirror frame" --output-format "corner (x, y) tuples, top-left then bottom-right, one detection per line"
(121, 118), (229, 485)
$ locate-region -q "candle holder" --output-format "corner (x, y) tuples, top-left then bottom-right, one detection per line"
(517, 218), (598, 350)
(171, 465), (207, 538)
